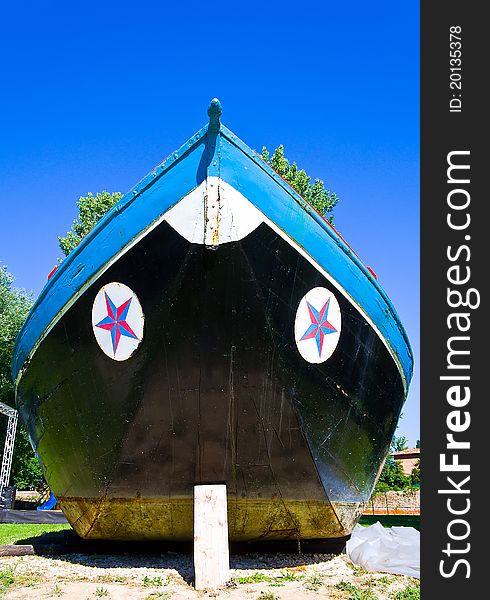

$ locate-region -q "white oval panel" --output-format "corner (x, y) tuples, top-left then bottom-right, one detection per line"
(92, 282), (144, 361)
(294, 286), (342, 363)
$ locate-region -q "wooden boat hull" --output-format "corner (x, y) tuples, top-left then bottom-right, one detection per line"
(16, 220), (404, 541)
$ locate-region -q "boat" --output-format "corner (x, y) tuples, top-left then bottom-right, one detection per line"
(12, 100), (413, 544)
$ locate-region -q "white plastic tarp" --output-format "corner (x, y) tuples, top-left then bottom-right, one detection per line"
(346, 522), (420, 578)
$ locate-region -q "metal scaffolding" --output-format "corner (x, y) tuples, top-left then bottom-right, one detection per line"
(0, 401), (18, 502)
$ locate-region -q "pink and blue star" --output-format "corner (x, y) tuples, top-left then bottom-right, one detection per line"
(95, 292), (139, 354)
(300, 298), (337, 357)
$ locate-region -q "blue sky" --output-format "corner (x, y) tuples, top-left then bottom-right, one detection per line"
(0, 1), (419, 445)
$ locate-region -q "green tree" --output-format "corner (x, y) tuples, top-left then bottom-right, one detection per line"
(410, 459), (420, 487)
(0, 265), (43, 488)
(58, 191), (123, 257)
(261, 145), (339, 222)
(0, 266), (31, 405)
(374, 456), (411, 493)
(391, 435), (409, 452)
(373, 433), (414, 494)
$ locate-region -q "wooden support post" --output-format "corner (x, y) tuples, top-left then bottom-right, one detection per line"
(193, 484), (230, 590)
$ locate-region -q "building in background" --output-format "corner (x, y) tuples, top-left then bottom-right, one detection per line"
(392, 448), (420, 476)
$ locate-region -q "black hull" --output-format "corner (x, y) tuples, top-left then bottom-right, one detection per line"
(16, 221), (404, 541)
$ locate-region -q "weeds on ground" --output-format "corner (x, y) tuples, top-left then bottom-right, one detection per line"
(0, 568), (15, 594)
(374, 576), (395, 589)
(97, 574), (128, 584)
(390, 584), (420, 600)
(303, 574), (324, 591)
(336, 580), (379, 600)
(143, 575), (169, 587)
(235, 569), (308, 587)
(234, 572), (273, 584)
(0, 567), (41, 594)
(362, 575), (396, 592)
(257, 592), (279, 600)
(95, 587), (109, 597)
(347, 563), (369, 576)
(144, 592), (172, 600)
(277, 569), (305, 582)
(50, 584), (64, 597)
(2, 570), (42, 590)
(353, 590), (378, 600)
(267, 569), (306, 587)
(337, 581), (359, 592)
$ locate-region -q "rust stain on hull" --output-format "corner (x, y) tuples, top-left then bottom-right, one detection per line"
(59, 496), (360, 541)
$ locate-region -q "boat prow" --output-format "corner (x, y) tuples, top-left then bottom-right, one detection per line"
(13, 99), (412, 542)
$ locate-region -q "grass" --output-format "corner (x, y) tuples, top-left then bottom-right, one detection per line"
(351, 590), (378, 600)
(143, 576), (168, 587)
(234, 569), (326, 592)
(144, 593), (171, 600)
(390, 584), (420, 599)
(374, 576), (395, 589)
(0, 566), (43, 596)
(336, 581), (359, 592)
(336, 578), (420, 600)
(347, 563), (369, 576)
(234, 572), (273, 584)
(97, 574), (128, 584)
(0, 523), (72, 545)
(50, 584), (64, 596)
(235, 569), (306, 587)
(257, 593), (278, 600)
(0, 568), (15, 595)
(277, 570), (304, 582)
(303, 574), (324, 591)
(358, 515), (420, 531)
(336, 581), (379, 600)
(361, 576), (396, 592)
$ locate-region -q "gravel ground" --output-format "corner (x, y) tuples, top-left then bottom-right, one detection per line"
(0, 551), (419, 599)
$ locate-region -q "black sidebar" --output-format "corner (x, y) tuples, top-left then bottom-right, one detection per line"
(421, 2), (485, 596)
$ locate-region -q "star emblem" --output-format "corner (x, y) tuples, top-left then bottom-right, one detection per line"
(299, 297), (338, 357)
(95, 292), (139, 354)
